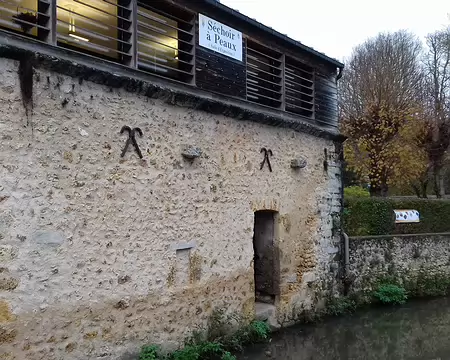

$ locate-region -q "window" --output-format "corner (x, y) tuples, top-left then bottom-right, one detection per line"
(56, 0), (132, 62)
(137, 2), (194, 83)
(246, 40), (283, 108)
(285, 56), (314, 118)
(246, 41), (316, 118)
(0, 0), (49, 39)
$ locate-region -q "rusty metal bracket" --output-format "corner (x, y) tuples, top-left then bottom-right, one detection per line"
(260, 147), (273, 172)
(120, 126), (143, 159)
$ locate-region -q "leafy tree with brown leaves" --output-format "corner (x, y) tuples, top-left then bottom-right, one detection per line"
(342, 104), (427, 196)
(340, 31), (426, 196)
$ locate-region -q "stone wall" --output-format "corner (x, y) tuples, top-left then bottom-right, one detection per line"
(349, 233), (450, 295)
(0, 56), (342, 360)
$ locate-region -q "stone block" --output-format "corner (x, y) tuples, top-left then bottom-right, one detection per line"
(0, 246), (17, 261)
(0, 268), (19, 291)
(302, 272), (316, 284)
(286, 274), (298, 283)
(326, 246), (339, 254)
(171, 241), (196, 251)
(290, 157), (307, 169)
(181, 145), (202, 160)
(32, 231), (64, 248)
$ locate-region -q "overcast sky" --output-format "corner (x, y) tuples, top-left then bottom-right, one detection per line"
(221, 0), (450, 62)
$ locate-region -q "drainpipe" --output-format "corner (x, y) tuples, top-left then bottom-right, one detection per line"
(333, 85), (348, 292)
(336, 66), (343, 81)
(343, 232), (349, 278)
(337, 139), (347, 279)
(334, 65), (347, 293)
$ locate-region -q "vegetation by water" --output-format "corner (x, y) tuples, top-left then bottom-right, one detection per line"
(139, 309), (270, 360)
(139, 342), (236, 360)
(241, 297), (450, 360)
(327, 282), (409, 317)
(326, 297), (357, 316)
(139, 275), (450, 360)
(373, 284), (408, 305)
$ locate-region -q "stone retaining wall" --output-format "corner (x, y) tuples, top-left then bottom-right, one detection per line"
(349, 233), (450, 296)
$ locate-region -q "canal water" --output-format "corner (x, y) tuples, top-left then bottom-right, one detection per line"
(241, 297), (450, 360)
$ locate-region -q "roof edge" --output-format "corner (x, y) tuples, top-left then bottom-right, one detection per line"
(0, 33), (345, 143)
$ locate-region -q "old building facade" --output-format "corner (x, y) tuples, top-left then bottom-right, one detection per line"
(0, 1), (344, 359)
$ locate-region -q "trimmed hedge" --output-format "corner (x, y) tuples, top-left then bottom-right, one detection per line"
(344, 197), (450, 236)
(344, 186), (370, 198)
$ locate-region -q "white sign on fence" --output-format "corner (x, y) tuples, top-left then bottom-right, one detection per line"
(394, 210), (420, 223)
(199, 13), (243, 62)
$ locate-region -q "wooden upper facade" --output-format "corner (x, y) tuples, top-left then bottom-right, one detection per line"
(0, 0), (343, 129)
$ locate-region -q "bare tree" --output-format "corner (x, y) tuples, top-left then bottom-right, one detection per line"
(341, 31), (423, 117)
(423, 27), (450, 198)
(340, 31), (424, 196)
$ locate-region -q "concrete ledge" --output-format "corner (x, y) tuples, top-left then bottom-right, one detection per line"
(0, 31), (345, 143)
(350, 232), (450, 241)
(171, 241), (196, 251)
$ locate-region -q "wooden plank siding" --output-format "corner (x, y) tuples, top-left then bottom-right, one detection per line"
(194, 21), (247, 99)
(0, 0), (341, 128)
(314, 70), (339, 127)
(245, 38), (283, 109)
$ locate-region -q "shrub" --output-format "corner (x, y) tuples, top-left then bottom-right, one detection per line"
(138, 320), (270, 360)
(139, 345), (160, 360)
(139, 342), (236, 360)
(171, 342), (234, 360)
(413, 271), (450, 297)
(373, 284), (407, 305)
(225, 320), (270, 350)
(248, 320), (270, 341)
(326, 297), (357, 316)
(343, 197), (450, 236)
(344, 186), (370, 198)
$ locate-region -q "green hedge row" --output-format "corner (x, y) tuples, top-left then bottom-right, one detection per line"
(343, 197), (450, 236)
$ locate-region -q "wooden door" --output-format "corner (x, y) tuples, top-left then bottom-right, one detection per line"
(253, 211), (279, 296)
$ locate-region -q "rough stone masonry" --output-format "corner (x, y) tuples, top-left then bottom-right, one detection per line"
(348, 233), (450, 296)
(0, 55), (342, 360)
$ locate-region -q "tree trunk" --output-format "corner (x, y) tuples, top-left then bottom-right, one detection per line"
(370, 182), (388, 197)
(412, 184), (421, 198)
(421, 179), (428, 198)
(433, 165), (444, 198)
(412, 179), (429, 198)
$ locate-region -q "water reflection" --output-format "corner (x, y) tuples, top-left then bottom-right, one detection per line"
(241, 298), (450, 360)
